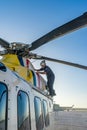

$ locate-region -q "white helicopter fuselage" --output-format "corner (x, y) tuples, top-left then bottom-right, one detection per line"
(0, 64), (54, 130)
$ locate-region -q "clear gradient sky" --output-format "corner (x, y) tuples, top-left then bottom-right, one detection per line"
(0, 0), (87, 108)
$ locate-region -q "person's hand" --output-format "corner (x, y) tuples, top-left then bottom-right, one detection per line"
(36, 71), (39, 74)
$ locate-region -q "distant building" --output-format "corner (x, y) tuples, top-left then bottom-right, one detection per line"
(53, 104), (63, 111)
(53, 104), (74, 111)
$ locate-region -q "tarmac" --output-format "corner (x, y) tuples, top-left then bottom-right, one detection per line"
(54, 110), (87, 130)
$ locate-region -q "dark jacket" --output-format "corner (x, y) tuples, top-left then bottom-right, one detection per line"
(38, 65), (55, 80)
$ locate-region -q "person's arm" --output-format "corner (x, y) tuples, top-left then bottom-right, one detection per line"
(34, 68), (44, 71)
(37, 71), (46, 74)
(34, 68), (46, 74)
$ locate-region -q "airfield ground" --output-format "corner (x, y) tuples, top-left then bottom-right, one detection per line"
(54, 110), (87, 130)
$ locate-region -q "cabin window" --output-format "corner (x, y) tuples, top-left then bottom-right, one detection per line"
(43, 100), (50, 127)
(0, 83), (7, 130)
(34, 97), (44, 130)
(17, 91), (31, 130)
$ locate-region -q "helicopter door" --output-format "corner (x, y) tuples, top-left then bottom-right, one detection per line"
(0, 83), (8, 130)
(34, 97), (44, 130)
(17, 90), (31, 130)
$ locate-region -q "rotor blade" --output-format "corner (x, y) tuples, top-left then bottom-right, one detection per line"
(0, 38), (10, 48)
(30, 54), (87, 70)
(29, 12), (87, 51)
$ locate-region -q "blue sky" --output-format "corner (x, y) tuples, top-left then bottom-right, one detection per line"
(0, 0), (87, 108)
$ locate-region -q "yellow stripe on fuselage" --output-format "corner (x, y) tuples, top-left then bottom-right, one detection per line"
(1, 54), (34, 84)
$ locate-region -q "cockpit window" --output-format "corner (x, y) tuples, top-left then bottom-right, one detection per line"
(0, 83), (7, 130)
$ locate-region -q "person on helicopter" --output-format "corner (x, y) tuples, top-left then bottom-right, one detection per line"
(35, 60), (56, 96)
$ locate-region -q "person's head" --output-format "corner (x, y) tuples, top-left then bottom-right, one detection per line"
(40, 60), (46, 68)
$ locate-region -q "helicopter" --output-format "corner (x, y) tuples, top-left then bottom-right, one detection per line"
(0, 12), (87, 130)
